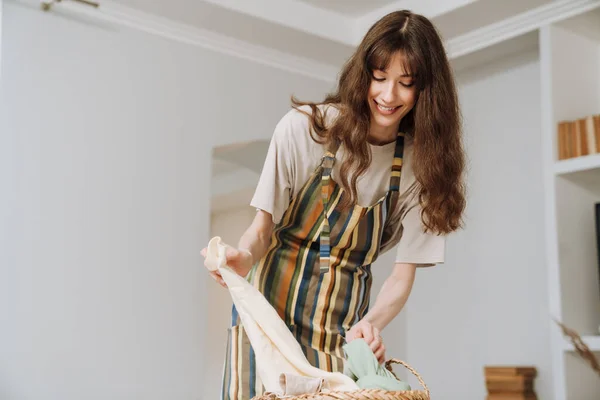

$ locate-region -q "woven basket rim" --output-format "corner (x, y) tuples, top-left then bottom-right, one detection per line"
(251, 358), (430, 400)
(253, 389), (430, 400)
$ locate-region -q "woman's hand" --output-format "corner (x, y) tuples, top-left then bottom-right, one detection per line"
(346, 320), (386, 364)
(201, 245), (253, 288)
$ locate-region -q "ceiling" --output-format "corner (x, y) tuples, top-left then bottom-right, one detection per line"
(297, 0), (399, 17)
(432, 0), (553, 40)
(115, 0), (556, 71)
(557, 6), (600, 42)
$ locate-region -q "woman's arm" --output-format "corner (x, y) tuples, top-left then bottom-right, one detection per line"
(237, 210), (274, 270)
(346, 262), (416, 363)
(203, 209), (274, 286)
(363, 262), (416, 331)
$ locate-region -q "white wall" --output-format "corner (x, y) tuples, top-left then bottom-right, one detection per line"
(0, 2), (331, 399)
(403, 50), (553, 399)
(0, 0), (3, 79)
(206, 204), (256, 399)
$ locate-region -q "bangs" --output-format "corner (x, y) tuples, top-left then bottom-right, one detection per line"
(366, 38), (423, 83)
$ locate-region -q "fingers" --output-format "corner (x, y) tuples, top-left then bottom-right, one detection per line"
(201, 247), (207, 257)
(362, 324), (375, 345)
(369, 333), (381, 353)
(369, 326), (381, 348)
(347, 322), (374, 343)
(345, 330), (354, 342)
(362, 324), (384, 362)
(347, 321), (386, 363)
(374, 343), (386, 364)
(225, 245), (240, 260)
(209, 270), (227, 288)
(346, 327), (363, 343)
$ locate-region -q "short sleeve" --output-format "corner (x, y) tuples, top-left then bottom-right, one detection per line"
(394, 202), (446, 267)
(250, 113), (295, 224)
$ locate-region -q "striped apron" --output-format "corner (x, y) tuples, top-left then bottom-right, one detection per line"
(221, 133), (405, 400)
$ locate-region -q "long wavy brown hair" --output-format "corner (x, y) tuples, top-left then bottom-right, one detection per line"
(292, 10), (466, 235)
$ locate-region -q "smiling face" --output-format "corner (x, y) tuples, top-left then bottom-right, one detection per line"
(367, 51), (417, 140)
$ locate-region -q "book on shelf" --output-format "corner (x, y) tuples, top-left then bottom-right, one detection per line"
(484, 366), (538, 399)
(486, 395), (537, 400)
(486, 375), (535, 393)
(557, 114), (600, 160)
(484, 366), (537, 377)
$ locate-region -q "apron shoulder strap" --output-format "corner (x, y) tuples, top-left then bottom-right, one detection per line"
(319, 137), (341, 172)
(389, 132), (405, 192)
(318, 138), (340, 274)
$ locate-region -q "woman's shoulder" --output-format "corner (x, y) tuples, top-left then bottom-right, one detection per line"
(272, 103), (340, 147)
(277, 103), (341, 129)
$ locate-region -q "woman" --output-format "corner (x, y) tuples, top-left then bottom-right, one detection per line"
(203, 9), (466, 400)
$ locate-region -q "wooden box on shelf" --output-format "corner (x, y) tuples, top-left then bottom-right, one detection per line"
(557, 114), (600, 160)
(484, 366), (537, 400)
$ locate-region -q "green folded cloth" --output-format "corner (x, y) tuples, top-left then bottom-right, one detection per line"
(342, 339), (411, 391)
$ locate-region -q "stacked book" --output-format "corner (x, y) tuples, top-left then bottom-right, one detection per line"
(557, 114), (600, 160)
(484, 366), (537, 400)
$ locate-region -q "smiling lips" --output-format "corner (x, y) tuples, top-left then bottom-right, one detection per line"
(374, 100), (401, 115)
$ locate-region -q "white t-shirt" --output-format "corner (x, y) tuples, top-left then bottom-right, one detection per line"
(250, 104), (445, 266)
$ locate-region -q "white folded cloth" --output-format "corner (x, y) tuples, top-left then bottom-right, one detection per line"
(204, 236), (359, 396)
(276, 373), (326, 397)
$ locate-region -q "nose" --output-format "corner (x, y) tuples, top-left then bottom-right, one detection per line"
(380, 81), (397, 104)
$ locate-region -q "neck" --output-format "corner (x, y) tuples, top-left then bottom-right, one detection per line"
(368, 121), (399, 146)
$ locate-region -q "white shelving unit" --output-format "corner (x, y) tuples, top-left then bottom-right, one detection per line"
(541, 6), (600, 400)
(554, 153), (600, 176)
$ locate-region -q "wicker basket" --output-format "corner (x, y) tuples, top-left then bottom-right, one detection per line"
(252, 358), (430, 400)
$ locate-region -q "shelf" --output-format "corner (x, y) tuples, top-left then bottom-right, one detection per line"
(563, 335), (600, 352)
(554, 153), (600, 176)
(553, 154), (600, 190)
